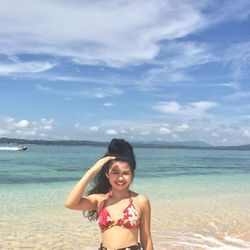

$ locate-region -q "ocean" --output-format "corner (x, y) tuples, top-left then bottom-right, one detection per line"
(1, 144), (250, 249)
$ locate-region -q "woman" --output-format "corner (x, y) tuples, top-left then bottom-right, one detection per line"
(65, 138), (153, 250)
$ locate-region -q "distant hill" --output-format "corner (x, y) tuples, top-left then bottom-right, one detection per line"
(0, 137), (249, 150)
(0, 137), (107, 147)
(147, 140), (210, 147)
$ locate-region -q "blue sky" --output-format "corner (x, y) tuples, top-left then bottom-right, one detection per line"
(0, 0), (250, 145)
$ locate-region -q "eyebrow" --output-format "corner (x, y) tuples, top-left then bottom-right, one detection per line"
(110, 167), (131, 172)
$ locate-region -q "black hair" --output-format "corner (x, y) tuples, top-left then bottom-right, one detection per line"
(83, 138), (136, 221)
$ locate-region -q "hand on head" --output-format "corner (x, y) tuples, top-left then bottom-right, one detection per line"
(91, 156), (116, 174)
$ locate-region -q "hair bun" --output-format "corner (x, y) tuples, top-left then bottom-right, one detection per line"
(108, 138), (133, 156)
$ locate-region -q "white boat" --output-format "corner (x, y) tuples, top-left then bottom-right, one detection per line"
(18, 145), (28, 151)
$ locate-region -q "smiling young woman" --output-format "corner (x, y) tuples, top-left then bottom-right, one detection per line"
(65, 138), (153, 250)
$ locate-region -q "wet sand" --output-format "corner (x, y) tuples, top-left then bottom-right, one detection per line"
(1, 184), (250, 250)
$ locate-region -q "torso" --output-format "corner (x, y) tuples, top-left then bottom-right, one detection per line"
(96, 191), (142, 249)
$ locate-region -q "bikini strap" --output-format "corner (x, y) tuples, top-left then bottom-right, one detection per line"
(129, 191), (133, 203)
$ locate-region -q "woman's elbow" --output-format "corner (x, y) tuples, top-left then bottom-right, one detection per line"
(64, 199), (74, 209)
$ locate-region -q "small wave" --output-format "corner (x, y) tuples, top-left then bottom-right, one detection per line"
(153, 231), (250, 250)
(0, 147), (19, 151)
(0, 176), (78, 184)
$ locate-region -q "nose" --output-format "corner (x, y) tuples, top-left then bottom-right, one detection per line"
(118, 175), (124, 180)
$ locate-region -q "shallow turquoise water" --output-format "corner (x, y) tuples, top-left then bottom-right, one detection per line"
(1, 145), (250, 199)
(1, 145), (250, 184)
(1, 144), (250, 200)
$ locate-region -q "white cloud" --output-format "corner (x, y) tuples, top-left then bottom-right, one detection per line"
(175, 123), (190, 132)
(0, 0), (206, 68)
(15, 129), (36, 137)
(211, 132), (219, 137)
(141, 41), (217, 88)
(94, 87), (124, 98)
(89, 126), (99, 132)
(207, 1), (250, 23)
(0, 117), (55, 138)
(103, 102), (114, 107)
(222, 138), (228, 143)
(58, 117), (250, 145)
(221, 82), (240, 90)
(153, 100), (216, 117)
(0, 128), (8, 136)
(105, 129), (118, 135)
(171, 134), (180, 140)
(243, 115), (250, 120)
(74, 123), (80, 128)
(159, 127), (171, 134)
(243, 130), (250, 138)
(40, 118), (55, 131)
(224, 41), (250, 79)
(0, 61), (56, 75)
(3, 117), (30, 129)
(15, 119), (29, 128)
(154, 101), (180, 113)
(36, 84), (52, 91)
(225, 91), (250, 100)
(190, 101), (217, 111)
(140, 131), (149, 136)
(36, 85), (123, 99)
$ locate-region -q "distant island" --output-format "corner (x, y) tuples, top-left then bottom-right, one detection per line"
(0, 137), (250, 150)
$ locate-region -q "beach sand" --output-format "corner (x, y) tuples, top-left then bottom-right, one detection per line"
(1, 183), (250, 250)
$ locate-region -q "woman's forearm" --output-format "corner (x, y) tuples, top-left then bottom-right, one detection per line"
(64, 156), (115, 208)
(64, 168), (95, 208)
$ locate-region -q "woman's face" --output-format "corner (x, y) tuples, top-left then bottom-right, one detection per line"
(106, 161), (133, 191)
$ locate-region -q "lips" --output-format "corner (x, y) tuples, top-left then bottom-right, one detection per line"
(115, 181), (125, 186)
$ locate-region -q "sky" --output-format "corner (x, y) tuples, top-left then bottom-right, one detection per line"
(0, 0), (250, 146)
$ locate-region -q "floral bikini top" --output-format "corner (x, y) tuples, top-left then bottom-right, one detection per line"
(97, 193), (140, 231)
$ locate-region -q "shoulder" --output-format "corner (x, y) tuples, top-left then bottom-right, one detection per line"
(131, 191), (151, 207)
(137, 194), (150, 206)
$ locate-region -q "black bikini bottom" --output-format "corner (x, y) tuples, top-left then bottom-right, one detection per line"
(98, 242), (141, 250)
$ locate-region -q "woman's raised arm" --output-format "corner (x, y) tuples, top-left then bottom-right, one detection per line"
(64, 156), (115, 211)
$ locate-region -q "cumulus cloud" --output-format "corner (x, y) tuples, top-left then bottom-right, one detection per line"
(105, 129), (118, 135)
(190, 101), (217, 110)
(89, 126), (99, 132)
(243, 130), (250, 138)
(3, 117), (29, 129)
(154, 101), (180, 113)
(0, 117), (55, 138)
(153, 100), (217, 117)
(175, 123), (190, 132)
(15, 119), (29, 128)
(0, 128), (8, 136)
(159, 127), (171, 134)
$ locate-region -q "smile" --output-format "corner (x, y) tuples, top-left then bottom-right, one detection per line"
(115, 181), (125, 186)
